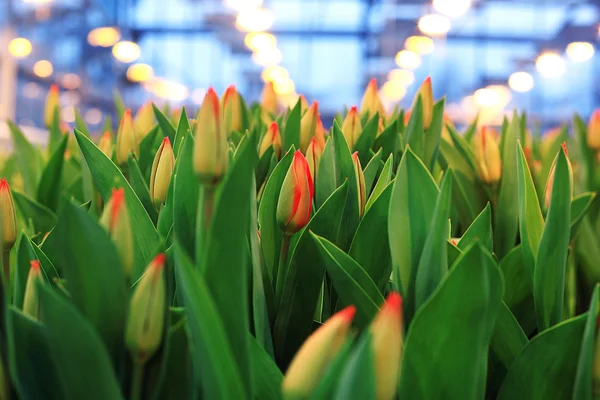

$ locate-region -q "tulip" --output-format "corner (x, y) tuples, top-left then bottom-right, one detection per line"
(588, 110), (600, 151)
(261, 81), (279, 118)
(222, 85), (243, 138)
(0, 178), (17, 252)
(474, 127), (502, 184)
(193, 88), (229, 186)
(299, 95), (309, 115)
(116, 109), (139, 166)
(44, 84), (60, 127)
(150, 137), (175, 210)
(342, 106), (361, 149)
(276, 150), (314, 235)
(544, 143), (570, 210)
(23, 260), (43, 320)
(125, 253), (166, 365)
(540, 127), (562, 159)
(282, 306), (356, 398)
(360, 78), (385, 119)
(300, 102), (319, 153)
(411, 77), (433, 129)
(352, 152), (367, 217)
(98, 131), (113, 158)
(100, 188), (134, 278)
(306, 137), (323, 182)
(315, 114), (327, 149)
(259, 122), (282, 159)
(133, 102), (155, 141)
(370, 292), (404, 400)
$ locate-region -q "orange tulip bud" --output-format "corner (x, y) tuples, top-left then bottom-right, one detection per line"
(259, 122), (282, 159)
(544, 142), (570, 210)
(133, 102), (155, 141)
(306, 137), (323, 181)
(193, 88), (229, 186)
(411, 77), (433, 129)
(342, 106), (362, 149)
(100, 188), (134, 278)
(23, 260), (43, 320)
(261, 81), (279, 117)
(282, 306), (356, 398)
(44, 84), (60, 127)
(98, 131), (113, 158)
(370, 292), (404, 400)
(150, 137), (175, 209)
(0, 178), (17, 251)
(360, 78), (385, 119)
(116, 109), (139, 166)
(221, 85), (243, 138)
(300, 102), (319, 153)
(474, 127), (502, 184)
(315, 114), (327, 149)
(352, 152), (367, 217)
(588, 110), (600, 151)
(276, 150), (314, 235)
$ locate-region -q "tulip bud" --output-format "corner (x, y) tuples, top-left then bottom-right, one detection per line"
(300, 102), (319, 153)
(133, 102), (155, 141)
(0, 178), (17, 251)
(116, 109), (139, 166)
(370, 292), (403, 400)
(540, 127), (561, 159)
(352, 152), (367, 217)
(44, 84), (60, 127)
(315, 114), (327, 149)
(150, 137), (175, 210)
(262, 81), (279, 117)
(125, 253), (166, 365)
(98, 131), (113, 158)
(23, 260), (43, 320)
(360, 78), (385, 119)
(474, 127), (502, 184)
(193, 88), (229, 186)
(588, 110), (600, 151)
(544, 143), (570, 210)
(221, 85), (243, 138)
(299, 95), (309, 115)
(259, 122), (282, 159)
(306, 137), (323, 181)
(411, 77), (433, 129)
(100, 188), (134, 278)
(276, 150), (314, 235)
(342, 106), (362, 149)
(282, 306), (356, 398)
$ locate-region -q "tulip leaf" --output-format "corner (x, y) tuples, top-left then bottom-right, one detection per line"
(500, 244), (536, 335)
(365, 154), (392, 213)
(354, 114), (379, 166)
(490, 302), (528, 370)
(7, 121), (41, 196)
(283, 100), (301, 152)
(12, 191), (57, 240)
(333, 333), (376, 400)
(315, 137), (336, 208)
(457, 202), (493, 252)
(497, 314), (587, 400)
(374, 118), (399, 166)
(362, 148), (382, 197)
(173, 107), (190, 157)
(424, 97), (445, 171)
(572, 285), (600, 400)
(174, 243), (246, 399)
(570, 192), (595, 238)
(534, 148), (571, 331)
(127, 155), (158, 224)
(39, 286), (123, 400)
(74, 129), (159, 280)
(152, 103), (176, 143)
(312, 232), (384, 328)
(310, 340), (353, 399)
(249, 336), (282, 400)
(573, 114), (595, 192)
(48, 107), (63, 155)
(256, 146), (275, 190)
(138, 126), (161, 176)
(399, 243), (502, 399)
(404, 96), (425, 160)
(439, 134), (476, 179)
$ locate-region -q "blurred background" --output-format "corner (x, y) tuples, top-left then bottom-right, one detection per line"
(0, 0), (599, 137)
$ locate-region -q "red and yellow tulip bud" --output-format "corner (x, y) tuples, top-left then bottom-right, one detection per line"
(150, 137), (175, 210)
(411, 77), (433, 129)
(299, 95), (309, 115)
(23, 260), (43, 320)
(588, 110), (600, 151)
(193, 88), (229, 186)
(300, 102), (319, 153)
(100, 188), (134, 278)
(259, 122), (282, 159)
(116, 109), (139, 166)
(315, 114), (327, 149)
(261, 81), (279, 117)
(360, 78), (385, 119)
(133, 102), (155, 141)
(544, 143), (571, 210)
(474, 127), (502, 184)
(306, 137), (323, 181)
(352, 152), (367, 217)
(370, 292), (404, 400)
(282, 306), (356, 398)
(98, 131), (113, 158)
(222, 85), (243, 137)
(0, 178), (17, 251)
(125, 253), (166, 365)
(342, 106), (362, 149)
(276, 150), (314, 235)
(44, 84), (60, 127)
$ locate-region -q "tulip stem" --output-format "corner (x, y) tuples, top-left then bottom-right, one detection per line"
(130, 362), (144, 400)
(203, 185), (216, 231)
(275, 234), (292, 303)
(2, 250), (9, 288)
(196, 185), (216, 265)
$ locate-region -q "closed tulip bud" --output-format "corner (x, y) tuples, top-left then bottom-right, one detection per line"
(588, 110), (600, 151)
(44, 84), (60, 127)
(0, 178), (17, 251)
(193, 88), (229, 186)
(116, 109), (139, 166)
(370, 292), (403, 400)
(411, 77), (433, 129)
(352, 152), (367, 217)
(150, 138), (175, 209)
(299, 95), (309, 115)
(262, 81), (279, 117)
(98, 131), (113, 158)
(23, 260), (43, 320)
(474, 127), (502, 184)
(282, 306), (356, 398)
(276, 150), (314, 235)
(300, 102), (319, 153)
(222, 85), (243, 137)
(306, 137), (323, 181)
(125, 253), (166, 365)
(360, 78), (385, 119)
(259, 122), (282, 159)
(342, 106), (362, 149)
(133, 102), (155, 141)
(544, 143), (570, 210)
(315, 114), (327, 149)
(100, 188), (134, 278)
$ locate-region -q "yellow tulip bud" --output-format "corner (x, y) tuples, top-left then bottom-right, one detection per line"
(360, 78), (385, 119)
(221, 85), (243, 138)
(116, 109), (139, 166)
(315, 114), (327, 149)
(44, 84), (60, 127)
(133, 102), (155, 142)
(588, 110), (600, 151)
(352, 152), (366, 217)
(259, 122), (282, 159)
(299, 94), (309, 115)
(411, 77), (433, 129)
(306, 137), (323, 183)
(300, 102), (319, 153)
(0, 178), (17, 251)
(474, 127), (502, 184)
(342, 106), (362, 149)
(100, 188), (134, 278)
(150, 137), (175, 210)
(98, 131), (113, 158)
(23, 260), (43, 320)
(261, 81), (279, 117)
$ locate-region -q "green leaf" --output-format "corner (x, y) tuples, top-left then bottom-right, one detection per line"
(113, 89), (125, 121)
(399, 243), (502, 399)
(48, 107), (63, 155)
(572, 285), (599, 400)
(490, 302), (528, 370)
(173, 107), (190, 157)
(312, 233), (384, 328)
(373, 118), (399, 166)
(404, 96), (424, 159)
(12, 191), (56, 238)
(362, 148), (382, 197)
(311, 341), (353, 399)
(315, 138), (336, 208)
(283, 100), (301, 151)
(534, 148), (571, 330)
(249, 336), (282, 400)
(500, 245), (536, 335)
(174, 243), (245, 399)
(74, 109), (91, 138)
(354, 114), (379, 165)
(127, 155), (158, 224)
(40, 286), (123, 400)
(571, 192), (595, 238)
(138, 126), (161, 175)
(574, 114), (595, 192)
(365, 154), (392, 213)
(333, 334), (376, 400)
(153, 103), (176, 142)
(256, 146), (275, 190)
(458, 203), (493, 252)
(7, 120), (41, 196)
(424, 97), (445, 171)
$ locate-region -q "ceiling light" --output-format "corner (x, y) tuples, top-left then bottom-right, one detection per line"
(418, 14), (451, 37)
(508, 71), (534, 93)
